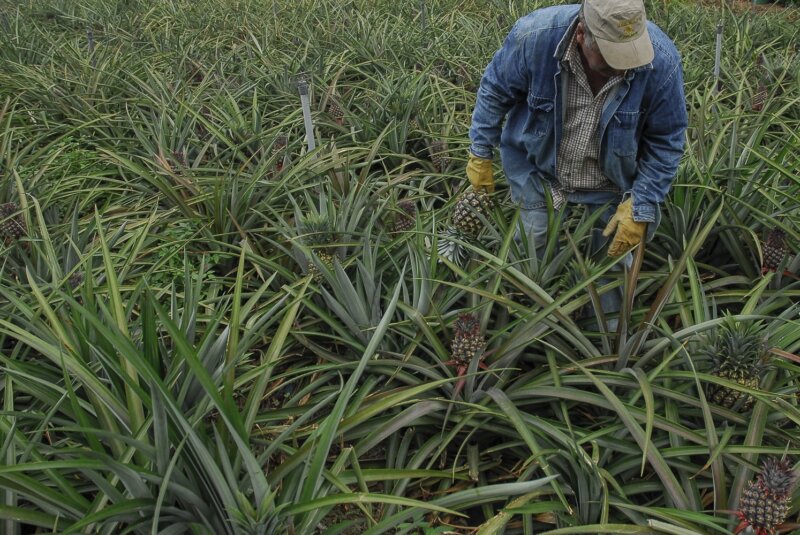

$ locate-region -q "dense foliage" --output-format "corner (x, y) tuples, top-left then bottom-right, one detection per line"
(0, 0), (799, 533)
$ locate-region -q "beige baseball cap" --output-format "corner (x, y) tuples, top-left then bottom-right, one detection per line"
(583, 0), (654, 70)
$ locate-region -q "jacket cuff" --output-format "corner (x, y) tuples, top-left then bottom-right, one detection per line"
(632, 201), (657, 223)
(469, 144), (493, 160)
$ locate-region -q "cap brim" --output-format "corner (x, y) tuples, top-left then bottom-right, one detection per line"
(595, 28), (654, 70)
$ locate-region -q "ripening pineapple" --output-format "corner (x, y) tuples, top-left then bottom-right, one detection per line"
(1, 202), (26, 246)
(699, 316), (768, 412)
(389, 200), (416, 233)
(327, 99), (344, 125)
(735, 457), (797, 535)
(428, 140), (448, 172)
(762, 229), (787, 274)
(452, 190), (493, 238)
(450, 313), (485, 369)
(300, 214), (337, 281)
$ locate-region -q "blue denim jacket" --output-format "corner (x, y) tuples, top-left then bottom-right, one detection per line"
(469, 4), (688, 225)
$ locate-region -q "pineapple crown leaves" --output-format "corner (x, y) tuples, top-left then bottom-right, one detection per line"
(298, 213), (336, 247)
(757, 457), (798, 497)
(696, 315), (770, 370)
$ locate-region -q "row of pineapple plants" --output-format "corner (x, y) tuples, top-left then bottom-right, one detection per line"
(1, 0), (799, 533)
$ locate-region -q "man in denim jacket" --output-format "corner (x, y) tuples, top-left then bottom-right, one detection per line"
(467, 0), (688, 260)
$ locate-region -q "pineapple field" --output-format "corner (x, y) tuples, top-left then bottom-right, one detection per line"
(1, 0), (799, 533)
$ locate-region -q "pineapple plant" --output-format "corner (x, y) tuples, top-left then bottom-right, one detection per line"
(761, 228), (787, 274)
(735, 457), (798, 535)
(698, 316), (769, 412)
(1, 202), (26, 246)
(300, 213), (337, 281)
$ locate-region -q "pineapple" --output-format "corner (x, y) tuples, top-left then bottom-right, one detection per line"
(450, 313), (484, 368)
(752, 82), (767, 112)
(408, 115), (421, 136)
(391, 200), (417, 233)
(68, 271), (84, 290)
(437, 190), (494, 267)
(752, 54), (768, 112)
(445, 312), (488, 399)
(1, 202), (26, 246)
(427, 139), (448, 172)
(735, 457), (797, 535)
(698, 316), (768, 412)
(452, 190), (493, 238)
(327, 99), (345, 125)
(300, 214), (336, 281)
(272, 134), (288, 173)
(762, 228), (787, 274)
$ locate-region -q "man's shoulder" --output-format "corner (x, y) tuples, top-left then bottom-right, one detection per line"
(647, 22), (682, 68)
(512, 4), (580, 37)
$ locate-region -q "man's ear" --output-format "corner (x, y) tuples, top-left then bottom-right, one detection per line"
(575, 22), (586, 46)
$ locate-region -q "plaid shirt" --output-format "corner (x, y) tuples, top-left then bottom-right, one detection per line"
(553, 32), (623, 209)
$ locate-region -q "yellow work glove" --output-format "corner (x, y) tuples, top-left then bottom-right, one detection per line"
(602, 198), (647, 257)
(466, 153), (494, 193)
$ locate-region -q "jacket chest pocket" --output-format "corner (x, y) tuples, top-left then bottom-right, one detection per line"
(607, 110), (641, 157)
(525, 94), (555, 139)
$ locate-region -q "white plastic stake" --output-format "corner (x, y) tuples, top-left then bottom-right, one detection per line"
(713, 21), (723, 95)
(297, 73), (316, 153)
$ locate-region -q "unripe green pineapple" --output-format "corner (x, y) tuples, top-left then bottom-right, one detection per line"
(1, 202), (26, 246)
(762, 229), (787, 274)
(450, 313), (484, 368)
(698, 316), (768, 412)
(452, 190), (493, 238)
(736, 457), (797, 535)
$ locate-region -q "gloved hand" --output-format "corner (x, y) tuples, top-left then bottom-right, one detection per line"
(603, 197), (647, 257)
(466, 153), (494, 193)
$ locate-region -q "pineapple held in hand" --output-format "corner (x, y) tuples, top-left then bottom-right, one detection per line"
(735, 457), (797, 535)
(452, 189), (493, 238)
(699, 316), (769, 412)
